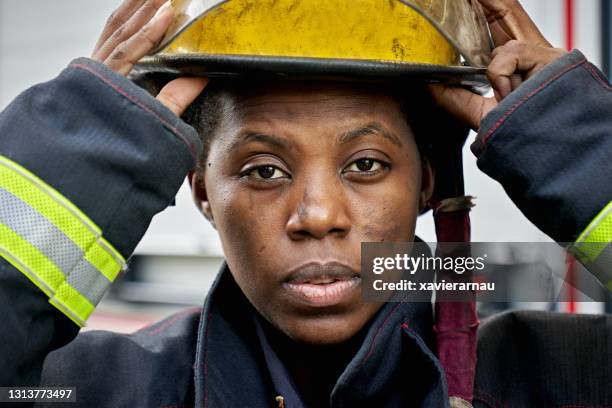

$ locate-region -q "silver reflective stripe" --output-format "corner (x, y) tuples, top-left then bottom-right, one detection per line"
(0, 187), (110, 305)
(67, 258), (111, 304)
(1, 189), (82, 272)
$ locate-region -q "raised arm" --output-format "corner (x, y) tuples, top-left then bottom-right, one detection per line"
(0, 0), (206, 386)
(430, 0), (612, 288)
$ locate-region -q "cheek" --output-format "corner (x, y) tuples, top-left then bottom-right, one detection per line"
(354, 165), (421, 242)
(208, 181), (285, 294)
(222, 189), (285, 248)
(358, 193), (418, 242)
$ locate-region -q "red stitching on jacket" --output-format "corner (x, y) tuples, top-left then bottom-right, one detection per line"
(147, 307), (201, 336)
(69, 63), (198, 159)
(583, 63), (612, 90)
(479, 58), (587, 150)
(360, 303), (402, 365)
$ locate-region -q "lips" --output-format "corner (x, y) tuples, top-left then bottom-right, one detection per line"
(282, 262), (361, 307)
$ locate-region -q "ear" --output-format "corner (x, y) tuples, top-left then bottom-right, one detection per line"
(419, 158), (435, 213)
(188, 170), (216, 229)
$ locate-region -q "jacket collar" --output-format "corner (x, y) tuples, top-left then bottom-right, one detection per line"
(194, 263), (449, 408)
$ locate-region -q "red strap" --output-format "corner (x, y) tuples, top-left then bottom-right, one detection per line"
(433, 207), (479, 403)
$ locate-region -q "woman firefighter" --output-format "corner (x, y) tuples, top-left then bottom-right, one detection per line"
(0, 0), (610, 407)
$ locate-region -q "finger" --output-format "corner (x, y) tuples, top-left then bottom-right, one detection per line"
(477, 0), (551, 47)
(487, 41), (564, 98)
(509, 73), (523, 91)
(487, 45), (522, 99)
(92, 0), (146, 57)
(490, 75), (513, 101)
(93, 0), (168, 62)
(492, 89), (502, 103)
(157, 77), (209, 117)
(105, 1), (174, 76)
(428, 85), (497, 131)
(494, 74), (525, 99)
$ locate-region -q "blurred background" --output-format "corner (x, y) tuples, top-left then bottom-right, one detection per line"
(0, 0), (610, 332)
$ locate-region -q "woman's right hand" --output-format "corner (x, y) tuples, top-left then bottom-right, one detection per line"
(91, 0), (208, 116)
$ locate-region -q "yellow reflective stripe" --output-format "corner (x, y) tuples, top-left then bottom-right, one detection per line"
(573, 201), (612, 262)
(576, 201), (612, 244)
(0, 155), (124, 264)
(48, 298), (86, 327)
(0, 156), (101, 244)
(99, 236), (124, 271)
(0, 155), (126, 325)
(0, 223), (65, 295)
(51, 282), (95, 326)
(0, 224), (92, 326)
(85, 239), (124, 282)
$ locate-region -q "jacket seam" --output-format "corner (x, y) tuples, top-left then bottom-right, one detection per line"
(401, 322), (452, 403)
(478, 58), (587, 154)
(69, 63), (197, 160)
(582, 63), (612, 90)
(360, 303), (402, 364)
(332, 302), (403, 397)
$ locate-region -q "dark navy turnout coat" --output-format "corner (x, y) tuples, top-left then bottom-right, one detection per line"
(0, 50), (611, 407)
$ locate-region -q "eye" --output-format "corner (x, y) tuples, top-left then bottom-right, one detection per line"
(247, 165), (289, 180)
(344, 158), (385, 173)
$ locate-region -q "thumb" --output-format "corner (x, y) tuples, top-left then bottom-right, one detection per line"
(428, 85), (497, 131)
(156, 76), (209, 117)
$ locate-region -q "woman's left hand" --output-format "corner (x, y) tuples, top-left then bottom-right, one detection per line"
(429, 0), (567, 130)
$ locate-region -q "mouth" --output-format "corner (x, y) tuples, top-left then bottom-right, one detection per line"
(282, 262), (361, 308)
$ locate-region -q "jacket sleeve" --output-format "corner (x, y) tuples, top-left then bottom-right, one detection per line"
(0, 57), (202, 386)
(472, 50), (612, 289)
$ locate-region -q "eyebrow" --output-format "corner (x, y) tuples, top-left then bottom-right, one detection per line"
(229, 122), (403, 152)
(229, 132), (291, 152)
(339, 122), (403, 147)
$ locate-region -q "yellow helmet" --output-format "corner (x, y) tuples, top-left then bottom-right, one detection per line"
(138, 0), (492, 86)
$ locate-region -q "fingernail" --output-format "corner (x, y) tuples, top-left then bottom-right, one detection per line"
(153, 1), (173, 20)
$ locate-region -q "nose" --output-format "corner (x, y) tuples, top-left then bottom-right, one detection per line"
(286, 175), (351, 241)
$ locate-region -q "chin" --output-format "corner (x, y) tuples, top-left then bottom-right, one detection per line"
(275, 309), (376, 345)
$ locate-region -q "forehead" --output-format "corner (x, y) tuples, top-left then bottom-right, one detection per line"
(227, 81), (409, 130)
